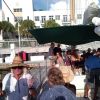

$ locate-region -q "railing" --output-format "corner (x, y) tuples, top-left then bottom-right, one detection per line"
(0, 38), (50, 48)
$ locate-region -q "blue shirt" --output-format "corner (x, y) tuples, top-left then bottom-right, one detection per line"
(38, 85), (77, 100)
(84, 55), (100, 71)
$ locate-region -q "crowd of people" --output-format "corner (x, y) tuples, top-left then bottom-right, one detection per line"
(0, 54), (76, 100)
(48, 42), (86, 75)
(48, 42), (100, 100)
(0, 42), (100, 100)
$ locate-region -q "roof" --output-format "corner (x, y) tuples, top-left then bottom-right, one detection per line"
(29, 25), (100, 45)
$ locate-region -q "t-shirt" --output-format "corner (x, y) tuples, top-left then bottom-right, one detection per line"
(85, 55), (100, 71)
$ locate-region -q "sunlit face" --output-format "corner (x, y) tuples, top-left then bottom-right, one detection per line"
(56, 52), (62, 57)
(56, 53), (60, 57)
(12, 66), (23, 76)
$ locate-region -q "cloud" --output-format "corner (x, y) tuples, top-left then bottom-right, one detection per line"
(33, 0), (100, 11)
(49, 1), (67, 10)
(49, 0), (100, 11)
(49, 0), (68, 10)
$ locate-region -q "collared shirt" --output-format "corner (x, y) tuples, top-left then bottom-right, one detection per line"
(2, 73), (31, 100)
(84, 55), (100, 71)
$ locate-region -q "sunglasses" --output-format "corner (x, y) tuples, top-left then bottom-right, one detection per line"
(12, 67), (23, 69)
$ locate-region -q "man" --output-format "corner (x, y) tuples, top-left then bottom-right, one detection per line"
(84, 48), (100, 100)
(53, 43), (62, 56)
(48, 42), (55, 57)
(1, 55), (37, 100)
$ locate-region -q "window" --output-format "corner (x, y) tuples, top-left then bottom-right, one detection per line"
(13, 8), (22, 12)
(55, 15), (60, 20)
(62, 23), (71, 26)
(36, 26), (40, 28)
(63, 15), (67, 22)
(27, 16), (29, 20)
(35, 16), (39, 21)
(41, 24), (44, 28)
(14, 17), (23, 22)
(41, 16), (46, 23)
(77, 14), (82, 19)
(7, 17), (9, 22)
(49, 16), (53, 20)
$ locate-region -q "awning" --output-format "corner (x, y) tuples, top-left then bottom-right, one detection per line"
(29, 25), (100, 45)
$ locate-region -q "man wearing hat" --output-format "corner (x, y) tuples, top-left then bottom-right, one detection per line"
(1, 55), (37, 100)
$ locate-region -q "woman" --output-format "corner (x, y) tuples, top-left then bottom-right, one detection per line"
(55, 52), (64, 67)
(37, 67), (76, 100)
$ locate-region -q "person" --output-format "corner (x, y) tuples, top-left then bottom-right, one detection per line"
(58, 66), (75, 95)
(65, 50), (72, 66)
(55, 52), (64, 67)
(0, 83), (4, 100)
(84, 48), (100, 100)
(85, 48), (92, 59)
(53, 43), (62, 56)
(1, 55), (37, 100)
(70, 49), (81, 75)
(48, 42), (55, 57)
(48, 42), (56, 67)
(37, 67), (76, 100)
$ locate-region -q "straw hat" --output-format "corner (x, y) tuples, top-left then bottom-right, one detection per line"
(59, 66), (74, 83)
(9, 55), (28, 68)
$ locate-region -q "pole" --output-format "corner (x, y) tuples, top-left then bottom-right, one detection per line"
(18, 22), (20, 50)
(70, 0), (75, 25)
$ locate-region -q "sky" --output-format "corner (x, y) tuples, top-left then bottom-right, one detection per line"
(33, 0), (69, 10)
(0, 0), (100, 10)
(33, 0), (100, 11)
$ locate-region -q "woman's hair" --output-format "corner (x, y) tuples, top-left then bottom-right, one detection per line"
(48, 67), (65, 85)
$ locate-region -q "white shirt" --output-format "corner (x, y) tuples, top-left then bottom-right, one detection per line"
(2, 72), (33, 100)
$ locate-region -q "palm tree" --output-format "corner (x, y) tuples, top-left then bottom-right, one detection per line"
(2, 21), (15, 32)
(1, 21), (15, 39)
(15, 20), (36, 38)
(43, 20), (60, 28)
(0, 22), (3, 31)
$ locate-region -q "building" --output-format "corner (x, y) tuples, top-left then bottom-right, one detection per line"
(0, 0), (2, 21)
(1, 0), (33, 25)
(0, 0), (99, 27)
(34, 10), (71, 28)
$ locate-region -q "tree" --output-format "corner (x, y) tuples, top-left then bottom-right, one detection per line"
(0, 22), (3, 31)
(1, 21), (15, 39)
(83, 2), (100, 25)
(2, 21), (15, 32)
(43, 20), (60, 28)
(15, 20), (36, 38)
